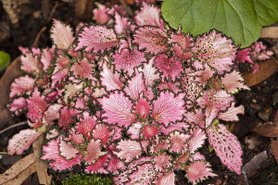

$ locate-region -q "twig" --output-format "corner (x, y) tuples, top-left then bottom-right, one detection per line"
(0, 152), (8, 155)
(47, 2), (59, 23)
(119, 0), (133, 16)
(0, 121), (27, 135)
(31, 27), (47, 47)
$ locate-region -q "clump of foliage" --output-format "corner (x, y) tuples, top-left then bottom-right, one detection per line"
(0, 50), (10, 71)
(62, 174), (112, 185)
(6, 1), (273, 184)
(162, 0), (278, 47)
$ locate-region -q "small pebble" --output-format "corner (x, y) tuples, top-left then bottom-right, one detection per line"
(250, 103), (261, 110)
(258, 111), (270, 121)
(32, 10), (41, 18)
(252, 99), (257, 103)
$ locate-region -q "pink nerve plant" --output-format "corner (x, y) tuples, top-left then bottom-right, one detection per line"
(6, 2), (272, 184)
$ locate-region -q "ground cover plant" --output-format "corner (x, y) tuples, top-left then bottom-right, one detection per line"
(1, 0), (276, 185)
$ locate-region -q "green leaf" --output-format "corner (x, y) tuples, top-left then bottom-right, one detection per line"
(161, 0), (278, 48)
(0, 51), (11, 71)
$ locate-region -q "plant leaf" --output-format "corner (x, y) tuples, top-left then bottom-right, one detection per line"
(0, 51), (10, 71)
(0, 153), (36, 185)
(161, 0), (278, 47)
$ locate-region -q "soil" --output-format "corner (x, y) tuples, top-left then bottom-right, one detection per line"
(0, 1), (277, 185)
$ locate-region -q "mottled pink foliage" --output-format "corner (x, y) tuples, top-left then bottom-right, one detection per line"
(6, 2), (257, 184)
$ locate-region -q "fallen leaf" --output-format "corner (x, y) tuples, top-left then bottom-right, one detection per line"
(261, 26), (278, 39)
(75, 0), (94, 20)
(124, 0), (135, 5)
(242, 59), (278, 87)
(0, 57), (23, 129)
(0, 153), (36, 185)
(242, 150), (268, 177)
(271, 140), (278, 163)
(32, 135), (52, 185)
(253, 122), (278, 137)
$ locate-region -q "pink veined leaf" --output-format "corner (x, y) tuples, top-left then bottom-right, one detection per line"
(9, 97), (27, 113)
(8, 129), (41, 155)
(128, 163), (157, 185)
(51, 69), (68, 88)
(190, 152), (206, 162)
(46, 129), (59, 140)
(251, 41), (273, 61)
(181, 75), (204, 104)
(236, 48), (253, 64)
(69, 129), (85, 144)
(115, 139), (142, 162)
(41, 138), (82, 171)
(56, 55), (69, 70)
(153, 153), (172, 172)
(152, 92), (185, 126)
(188, 64), (215, 84)
(100, 91), (135, 127)
(20, 52), (40, 74)
(135, 2), (164, 28)
(142, 125), (159, 139)
(197, 90), (233, 128)
(158, 81), (181, 94)
(138, 58), (159, 87)
(156, 172), (175, 185)
(51, 19), (74, 49)
(192, 30), (237, 74)
(186, 161), (216, 185)
(44, 104), (62, 125)
(100, 62), (123, 91)
(221, 70), (249, 93)
(59, 139), (80, 160)
(26, 88), (48, 123)
(184, 109), (205, 129)
(154, 54), (183, 80)
(127, 122), (142, 139)
(218, 102), (245, 122)
(125, 71), (146, 100)
(41, 48), (53, 71)
(134, 26), (168, 54)
(111, 126), (124, 141)
(93, 3), (111, 25)
(85, 154), (109, 174)
(114, 12), (130, 34)
(64, 83), (84, 103)
(207, 124), (243, 175)
(113, 48), (145, 76)
(58, 107), (79, 129)
(169, 30), (193, 50)
(150, 140), (169, 154)
(172, 44), (193, 60)
(188, 128), (207, 153)
(92, 124), (112, 145)
(10, 75), (35, 98)
(76, 26), (118, 53)
(76, 112), (96, 138)
(84, 139), (106, 164)
(160, 121), (190, 135)
(75, 97), (86, 109)
(71, 59), (93, 79)
(107, 154), (125, 174)
(135, 98), (151, 119)
(168, 131), (190, 153)
(169, 30), (193, 60)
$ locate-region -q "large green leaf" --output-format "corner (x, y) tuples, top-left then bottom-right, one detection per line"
(161, 0), (278, 48)
(0, 51), (11, 71)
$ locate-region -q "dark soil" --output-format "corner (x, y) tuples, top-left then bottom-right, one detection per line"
(0, 1), (277, 185)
